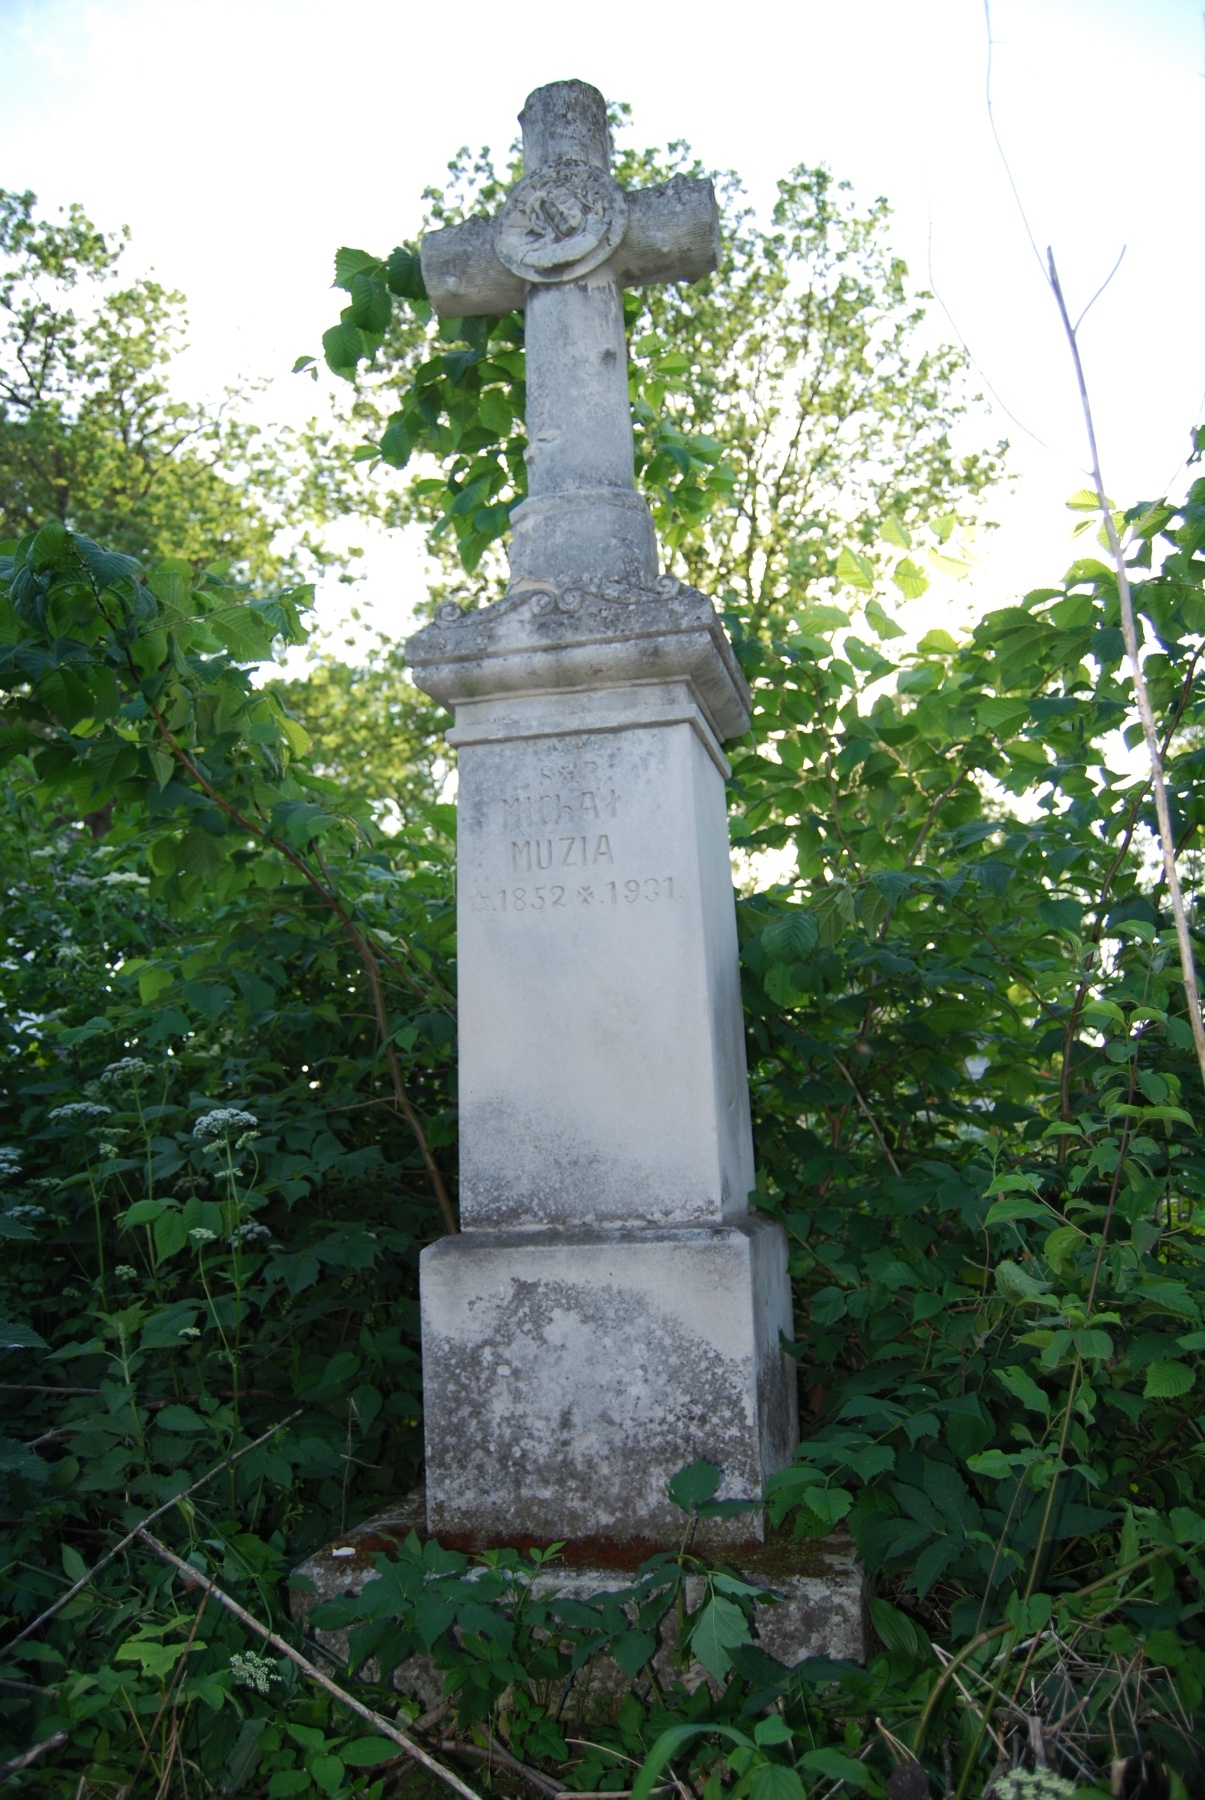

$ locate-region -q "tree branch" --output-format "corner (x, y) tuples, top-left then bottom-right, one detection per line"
(137, 1530), (484, 1800)
(1046, 248), (1205, 1095)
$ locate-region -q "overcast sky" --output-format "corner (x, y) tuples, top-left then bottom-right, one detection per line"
(0, 0), (1201, 639)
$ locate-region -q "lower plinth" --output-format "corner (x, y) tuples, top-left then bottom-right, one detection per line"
(420, 1216), (798, 1553)
(289, 1493), (868, 1707)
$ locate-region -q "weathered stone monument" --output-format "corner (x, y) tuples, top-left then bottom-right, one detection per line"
(405, 78), (799, 1554)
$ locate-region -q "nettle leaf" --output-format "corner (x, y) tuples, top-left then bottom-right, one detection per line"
(761, 909), (818, 961)
(156, 1403), (208, 1434)
(1144, 1359), (1195, 1398)
(0, 1320), (48, 1348)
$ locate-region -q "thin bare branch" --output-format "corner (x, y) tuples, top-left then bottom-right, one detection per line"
(833, 1057), (902, 1177)
(1073, 244), (1126, 335)
(138, 1530), (483, 1800)
(0, 1730), (69, 1780)
(1046, 247), (1205, 1094)
(4, 1408), (301, 1652)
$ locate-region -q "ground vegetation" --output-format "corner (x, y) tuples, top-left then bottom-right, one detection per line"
(0, 127), (1202, 1800)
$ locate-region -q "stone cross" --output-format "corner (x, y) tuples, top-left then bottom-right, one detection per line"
(421, 78), (719, 593)
(407, 80), (798, 1555)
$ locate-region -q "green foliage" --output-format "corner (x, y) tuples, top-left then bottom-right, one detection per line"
(2, 122), (1204, 1798)
(0, 523), (462, 1787)
(272, 628), (449, 826)
(0, 190), (361, 585)
(306, 125), (1003, 612)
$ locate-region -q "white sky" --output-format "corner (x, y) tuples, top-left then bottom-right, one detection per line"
(0, 0), (1202, 644)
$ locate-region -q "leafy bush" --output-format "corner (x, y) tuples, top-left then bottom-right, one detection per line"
(2, 464), (1205, 1787)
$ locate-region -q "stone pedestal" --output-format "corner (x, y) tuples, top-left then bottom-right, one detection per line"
(290, 1496), (868, 1709)
(407, 580), (799, 1552)
(422, 1220), (795, 1552)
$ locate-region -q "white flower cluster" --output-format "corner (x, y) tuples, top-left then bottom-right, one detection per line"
(193, 1109), (259, 1151)
(100, 1057), (153, 1087)
(229, 1220), (271, 1247)
(114, 1264), (138, 1280)
(228, 1651), (281, 1695)
(991, 1773), (1079, 1800)
(0, 1147), (21, 1182)
(188, 1227), (218, 1245)
(48, 1101), (113, 1125)
(5, 1204), (46, 1221)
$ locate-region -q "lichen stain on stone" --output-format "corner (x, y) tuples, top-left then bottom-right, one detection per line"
(425, 1267), (766, 1547)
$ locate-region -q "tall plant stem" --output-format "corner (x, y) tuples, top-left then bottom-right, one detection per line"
(1047, 249), (1205, 1094)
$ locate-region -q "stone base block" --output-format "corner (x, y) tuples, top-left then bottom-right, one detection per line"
(420, 1217), (798, 1552)
(289, 1495), (867, 1712)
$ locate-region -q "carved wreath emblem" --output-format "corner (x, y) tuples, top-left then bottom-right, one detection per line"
(495, 160), (627, 284)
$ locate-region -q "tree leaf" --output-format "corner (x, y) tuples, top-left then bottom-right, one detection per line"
(687, 1595), (750, 1679)
(1144, 1359), (1194, 1398)
(749, 1766), (806, 1800)
(667, 1458), (723, 1510)
(334, 246), (381, 289)
(835, 547), (875, 591)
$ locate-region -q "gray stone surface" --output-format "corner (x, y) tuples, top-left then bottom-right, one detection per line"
(403, 79), (803, 1557)
(420, 79), (718, 592)
(289, 1495), (867, 1709)
(449, 682), (752, 1232)
(405, 576), (751, 745)
(421, 1221), (797, 1551)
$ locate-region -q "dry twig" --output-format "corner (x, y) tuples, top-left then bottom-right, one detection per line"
(4, 1408), (302, 1652)
(1045, 248), (1205, 1094)
(0, 1729), (68, 1779)
(138, 1530), (483, 1800)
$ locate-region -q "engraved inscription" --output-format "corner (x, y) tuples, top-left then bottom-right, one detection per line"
(485, 876), (676, 916)
(500, 790), (619, 831)
(510, 835), (613, 873)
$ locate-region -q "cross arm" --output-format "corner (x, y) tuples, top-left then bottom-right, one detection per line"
(420, 217), (529, 320)
(422, 175), (720, 320)
(615, 176), (720, 289)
